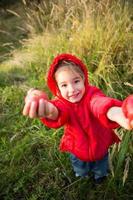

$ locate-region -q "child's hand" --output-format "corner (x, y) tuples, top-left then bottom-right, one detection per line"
(23, 89), (58, 120)
(122, 95), (133, 128)
(107, 107), (132, 130)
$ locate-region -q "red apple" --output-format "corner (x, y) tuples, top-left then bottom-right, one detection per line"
(122, 95), (133, 120)
(25, 91), (48, 104)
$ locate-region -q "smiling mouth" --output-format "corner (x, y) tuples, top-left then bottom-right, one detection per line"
(69, 93), (80, 99)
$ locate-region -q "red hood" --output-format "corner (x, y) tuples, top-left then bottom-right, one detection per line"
(47, 53), (89, 97)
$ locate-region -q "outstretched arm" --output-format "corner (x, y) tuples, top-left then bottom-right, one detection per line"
(90, 87), (133, 130)
(107, 95), (133, 130)
(107, 106), (132, 130)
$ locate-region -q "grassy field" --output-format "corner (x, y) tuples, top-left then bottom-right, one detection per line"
(0, 0), (133, 199)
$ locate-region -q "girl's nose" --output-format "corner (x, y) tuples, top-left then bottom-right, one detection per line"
(68, 84), (75, 92)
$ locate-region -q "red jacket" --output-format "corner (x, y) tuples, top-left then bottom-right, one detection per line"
(41, 53), (122, 161)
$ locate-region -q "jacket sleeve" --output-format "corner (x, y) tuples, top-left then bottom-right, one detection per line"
(90, 88), (122, 128)
(40, 99), (68, 129)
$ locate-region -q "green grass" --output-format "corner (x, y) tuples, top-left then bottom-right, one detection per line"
(0, 0), (133, 199)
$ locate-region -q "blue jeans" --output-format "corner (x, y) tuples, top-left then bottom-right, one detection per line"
(70, 153), (109, 180)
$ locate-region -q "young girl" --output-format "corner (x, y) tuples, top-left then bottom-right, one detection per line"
(23, 53), (133, 184)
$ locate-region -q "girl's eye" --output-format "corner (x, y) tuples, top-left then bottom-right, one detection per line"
(61, 84), (67, 88)
(75, 79), (80, 83)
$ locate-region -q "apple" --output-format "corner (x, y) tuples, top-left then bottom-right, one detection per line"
(25, 90), (48, 104)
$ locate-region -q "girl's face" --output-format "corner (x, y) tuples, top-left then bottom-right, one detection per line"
(55, 67), (85, 103)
